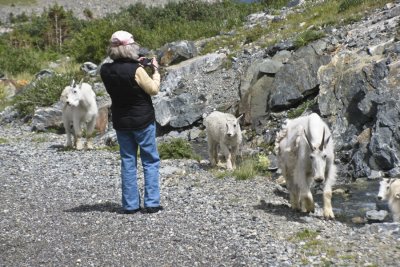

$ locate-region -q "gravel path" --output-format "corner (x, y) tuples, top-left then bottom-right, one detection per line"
(1, 122), (400, 266)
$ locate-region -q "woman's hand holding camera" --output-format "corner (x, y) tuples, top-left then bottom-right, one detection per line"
(151, 57), (159, 70)
(139, 57), (158, 71)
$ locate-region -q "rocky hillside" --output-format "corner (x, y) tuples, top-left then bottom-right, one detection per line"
(1, 1), (400, 266)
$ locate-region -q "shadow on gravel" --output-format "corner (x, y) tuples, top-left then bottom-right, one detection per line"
(64, 201), (121, 213)
(254, 200), (304, 222)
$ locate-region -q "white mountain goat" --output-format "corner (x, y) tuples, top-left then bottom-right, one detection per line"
(275, 113), (337, 219)
(60, 80), (98, 150)
(377, 178), (400, 222)
(204, 111), (243, 170)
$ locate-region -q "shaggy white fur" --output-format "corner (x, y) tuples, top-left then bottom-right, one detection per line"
(204, 111), (242, 170)
(275, 113), (336, 219)
(60, 81), (98, 150)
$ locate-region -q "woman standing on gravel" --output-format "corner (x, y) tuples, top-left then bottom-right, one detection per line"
(100, 30), (163, 214)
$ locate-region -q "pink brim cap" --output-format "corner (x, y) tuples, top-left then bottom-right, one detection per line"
(110, 30), (135, 47)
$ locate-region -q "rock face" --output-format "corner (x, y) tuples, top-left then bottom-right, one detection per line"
(318, 45), (400, 178)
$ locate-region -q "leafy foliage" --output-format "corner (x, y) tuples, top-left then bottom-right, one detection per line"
(158, 138), (200, 160)
(13, 73), (75, 117)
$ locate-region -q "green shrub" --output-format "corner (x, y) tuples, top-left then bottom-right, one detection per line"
(293, 29), (325, 49)
(255, 153), (270, 173)
(158, 138), (200, 160)
(0, 41), (58, 75)
(64, 0), (263, 63)
(13, 72), (76, 117)
(338, 0), (365, 13)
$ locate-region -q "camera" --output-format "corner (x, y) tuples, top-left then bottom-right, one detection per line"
(140, 58), (153, 67)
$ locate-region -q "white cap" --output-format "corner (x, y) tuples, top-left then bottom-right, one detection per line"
(110, 30), (135, 47)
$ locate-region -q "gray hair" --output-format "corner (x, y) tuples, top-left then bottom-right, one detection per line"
(107, 43), (140, 60)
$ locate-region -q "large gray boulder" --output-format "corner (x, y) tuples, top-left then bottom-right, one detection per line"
(154, 53), (239, 128)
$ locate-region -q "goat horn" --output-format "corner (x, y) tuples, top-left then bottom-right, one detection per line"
(71, 79), (76, 87)
(304, 129), (314, 151)
(319, 128), (325, 150)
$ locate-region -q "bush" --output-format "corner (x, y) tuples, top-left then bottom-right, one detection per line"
(0, 41), (58, 75)
(13, 72), (76, 117)
(158, 138), (200, 160)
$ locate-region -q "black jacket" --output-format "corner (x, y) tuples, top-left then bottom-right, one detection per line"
(100, 58), (155, 130)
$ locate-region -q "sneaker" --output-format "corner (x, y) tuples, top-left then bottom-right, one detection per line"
(122, 208), (141, 214)
(143, 206), (163, 214)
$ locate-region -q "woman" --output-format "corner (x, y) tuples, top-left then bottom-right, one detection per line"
(100, 30), (162, 214)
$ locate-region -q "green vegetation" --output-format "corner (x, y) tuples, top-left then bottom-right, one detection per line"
(12, 72), (78, 117)
(31, 136), (47, 143)
(293, 29), (325, 49)
(232, 158), (258, 180)
(158, 138), (201, 161)
(0, 0), (35, 5)
(292, 229), (319, 240)
(215, 152), (271, 180)
(287, 97), (317, 119)
(0, 137), (8, 144)
(0, 83), (9, 110)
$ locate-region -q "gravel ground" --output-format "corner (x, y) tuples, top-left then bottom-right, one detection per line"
(1, 122), (400, 266)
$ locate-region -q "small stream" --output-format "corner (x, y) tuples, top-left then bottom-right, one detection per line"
(330, 179), (389, 224)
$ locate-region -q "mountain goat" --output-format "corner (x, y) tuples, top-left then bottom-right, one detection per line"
(204, 111), (243, 170)
(60, 80), (98, 150)
(275, 113), (336, 219)
(377, 178), (400, 222)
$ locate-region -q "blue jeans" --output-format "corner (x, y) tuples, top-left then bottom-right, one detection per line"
(116, 122), (160, 211)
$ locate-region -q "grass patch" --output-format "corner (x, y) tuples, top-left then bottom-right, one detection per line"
(98, 145), (120, 152)
(0, 137), (8, 144)
(293, 29), (325, 49)
(233, 158), (258, 180)
(287, 97), (317, 119)
(158, 138), (201, 161)
(213, 152), (271, 180)
(0, 0), (35, 5)
(31, 136), (47, 143)
(292, 229), (319, 241)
